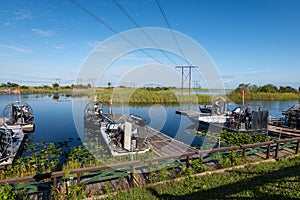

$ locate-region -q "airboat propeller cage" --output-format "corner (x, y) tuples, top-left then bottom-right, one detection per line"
(3, 102), (34, 125)
(0, 128), (13, 160)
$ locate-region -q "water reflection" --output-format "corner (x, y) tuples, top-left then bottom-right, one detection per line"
(0, 93), (298, 152)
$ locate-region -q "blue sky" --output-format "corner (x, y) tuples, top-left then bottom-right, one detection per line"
(0, 0), (299, 88)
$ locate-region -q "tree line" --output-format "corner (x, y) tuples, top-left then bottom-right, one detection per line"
(234, 83), (299, 93)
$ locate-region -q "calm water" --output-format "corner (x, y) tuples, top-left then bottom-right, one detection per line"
(0, 94), (82, 148)
(0, 94), (299, 150)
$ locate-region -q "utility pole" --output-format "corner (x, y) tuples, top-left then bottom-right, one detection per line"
(193, 80), (201, 89)
(175, 66), (197, 95)
(55, 78), (61, 85)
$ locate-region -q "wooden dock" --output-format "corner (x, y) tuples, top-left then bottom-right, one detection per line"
(104, 114), (197, 157)
(146, 126), (196, 157)
(268, 125), (300, 138)
(176, 110), (202, 119)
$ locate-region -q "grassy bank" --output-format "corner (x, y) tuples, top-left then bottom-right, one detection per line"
(95, 88), (212, 104)
(96, 88), (300, 104)
(227, 92), (300, 103)
(2, 86), (299, 103)
(105, 155), (300, 199)
(0, 132), (296, 199)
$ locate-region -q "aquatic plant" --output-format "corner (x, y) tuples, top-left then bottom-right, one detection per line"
(190, 158), (207, 173)
(227, 91), (300, 103)
(220, 131), (270, 146)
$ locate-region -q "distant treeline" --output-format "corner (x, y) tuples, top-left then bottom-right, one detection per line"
(233, 83), (299, 93)
(227, 83), (300, 103)
(1, 82), (299, 103)
(0, 82), (92, 91)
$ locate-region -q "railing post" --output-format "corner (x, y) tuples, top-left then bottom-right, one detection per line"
(275, 142), (280, 159)
(76, 173), (80, 185)
(242, 147), (246, 158)
(53, 177), (58, 187)
(186, 155), (191, 168)
(266, 144), (271, 159)
(147, 161), (153, 184)
(130, 165), (134, 188)
(296, 139), (300, 154)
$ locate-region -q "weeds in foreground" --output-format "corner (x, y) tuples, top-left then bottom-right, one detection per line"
(51, 180), (88, 200)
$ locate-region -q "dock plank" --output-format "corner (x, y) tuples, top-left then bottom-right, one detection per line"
(268, 125), (300, 137)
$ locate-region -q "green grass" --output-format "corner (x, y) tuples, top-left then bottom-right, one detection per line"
(67, 88), (300, 103)
(227, 92), (300, 103)
(95, 88), (212, 104)
(3, 86), (299, 103)
(104, 156), (300, 200)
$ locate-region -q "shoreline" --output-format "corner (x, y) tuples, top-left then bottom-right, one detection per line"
(1, 88), (299, 103)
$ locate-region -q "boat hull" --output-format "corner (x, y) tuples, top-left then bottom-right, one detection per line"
(194, 119), (267, 134)
(1, 117), (35, 133)
(99, 126), (149, 156)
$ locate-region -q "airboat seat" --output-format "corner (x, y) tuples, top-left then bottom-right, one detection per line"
(106, 122), (119, 132)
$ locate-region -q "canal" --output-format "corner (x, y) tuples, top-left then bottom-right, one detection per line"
(0, 93), (298, 152)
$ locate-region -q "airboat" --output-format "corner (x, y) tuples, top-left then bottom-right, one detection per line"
(269, 104), (300, 130)
(0, 124), (24, 166)
(84, 102), (150, 156)
(1, 101), (35, 132)
(193, 99), (268, 133)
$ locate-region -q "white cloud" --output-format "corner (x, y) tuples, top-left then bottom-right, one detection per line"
(119, 54), (157, 62)
(241, 70), (268, 74)
(86, 41), (101, 49)
(4, 22), (14, 26)
(223, 79), (232, 84)
(0, 44), (29, 53)
(12, 10), (32, 20)
(32, 29), (54, 37)
(52, 44), (64, 50)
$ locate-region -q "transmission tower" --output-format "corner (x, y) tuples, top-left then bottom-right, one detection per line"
(193, 80), (201, 89)
(175, 66), (197, 94)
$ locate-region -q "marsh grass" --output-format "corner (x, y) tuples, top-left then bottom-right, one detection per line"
(227, 92), (300, 103)
(95, 88), (212, 104)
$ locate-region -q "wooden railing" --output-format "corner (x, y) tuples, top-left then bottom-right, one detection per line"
(0, 137), (299, 187)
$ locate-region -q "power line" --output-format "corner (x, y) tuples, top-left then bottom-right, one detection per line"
(0, 72), (55, 81)
(70, 0), (165, 65)
(111, 0), (178, 65)
(155, 0), (190, 65)
(175, 66), (197, 94)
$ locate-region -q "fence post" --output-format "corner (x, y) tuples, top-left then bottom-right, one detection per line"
(130, 165), (134, 188)
(296, 139), (300, 154)
(266, 144), (271, 159)
(76, 173), (81, 185)
(53, 177), (58, 187)
(186, 155), (191, 168)
(275, 142), (280, 159)
(242, 147), (246, 158)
